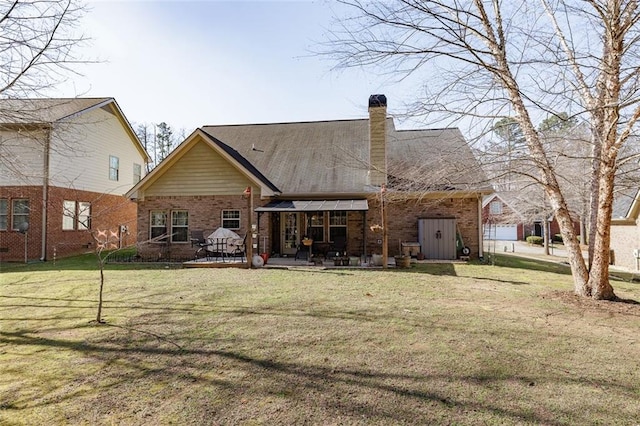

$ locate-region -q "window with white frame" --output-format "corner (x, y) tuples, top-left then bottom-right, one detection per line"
(308, 211), (324, 241)
(62, 200), (76, 230)
(78, 202), (91, 230)
(171, 210), (189, 242)
(329, 211), (347, 241)
(489, 200), (503, 215)
(63, 201), (91, 230)
(150, 211), (167, 240)
(12, 199), (29, 231)
(133, 163), (142, 183)
(222, 210), (241, 230)
(0, 199), (7, 230)
(109, 155), (119, 181)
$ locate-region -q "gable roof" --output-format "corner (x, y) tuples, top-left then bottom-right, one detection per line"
(0, 97), (151, 162)
(126, 129), (280, 200)
(482, 193), (524, 220)
(612, 187), (640, 222)
(0, 98), (110, 124)
(202, 118), (490, 195)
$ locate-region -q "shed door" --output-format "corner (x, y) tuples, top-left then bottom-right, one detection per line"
(419, 218), (457, 260)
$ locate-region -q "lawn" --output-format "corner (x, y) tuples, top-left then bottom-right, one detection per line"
(1, 256), (640, 425)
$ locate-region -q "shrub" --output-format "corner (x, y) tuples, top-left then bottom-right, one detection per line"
(526, 236), (544, 245)
(554, 234), (563, 243)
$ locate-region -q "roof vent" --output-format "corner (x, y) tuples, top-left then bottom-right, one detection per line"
(368, 94), (387, 108)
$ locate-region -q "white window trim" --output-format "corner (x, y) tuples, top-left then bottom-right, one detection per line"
(171, 210), (189, 243)
(490, 201), (503, 215)
(0, 199), (7, 231)
(222, 209), (241, 230)
(109, 155), (120, 181)
(11, 199), (29, 231)
(62, 200), (76, 230)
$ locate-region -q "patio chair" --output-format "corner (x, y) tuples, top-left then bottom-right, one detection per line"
(229, 233), (246, 262)
(190, 229), (208, 259)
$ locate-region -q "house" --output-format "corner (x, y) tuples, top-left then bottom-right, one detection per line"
(126, 95), (492, 262)
(0, 98), (150, 261)
(610, 188), (640, 270)
(482, 193), (529, 240)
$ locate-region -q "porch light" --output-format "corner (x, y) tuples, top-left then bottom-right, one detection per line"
(242, 186), (251, 199)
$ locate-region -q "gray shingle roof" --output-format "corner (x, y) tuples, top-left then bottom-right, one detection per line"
(202, 118), (488, 195)
(0, 98), (112, 124)
(613, 187), (639, 219)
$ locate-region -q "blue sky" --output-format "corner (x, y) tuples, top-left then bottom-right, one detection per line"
(54, 0), (419, 133)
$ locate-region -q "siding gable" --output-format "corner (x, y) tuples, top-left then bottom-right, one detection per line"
(145, 140), (251, 196)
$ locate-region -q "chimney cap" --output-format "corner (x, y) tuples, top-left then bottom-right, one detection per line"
(368, 94), (387, 108)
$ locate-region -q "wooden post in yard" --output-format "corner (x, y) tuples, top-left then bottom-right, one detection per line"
(381, 184), (388, 269)
(244, 186), (254, 268)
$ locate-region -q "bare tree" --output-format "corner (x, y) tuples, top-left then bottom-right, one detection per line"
(328, 0), (640, 300)
(0, 0), (85, 99)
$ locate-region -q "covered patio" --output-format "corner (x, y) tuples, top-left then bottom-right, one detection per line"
(255, 199), (370, 260)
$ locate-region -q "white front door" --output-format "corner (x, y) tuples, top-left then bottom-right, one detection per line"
(281, 212), (299, 255)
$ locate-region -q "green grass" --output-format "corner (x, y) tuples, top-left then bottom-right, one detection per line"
(1, 255), (640, 425)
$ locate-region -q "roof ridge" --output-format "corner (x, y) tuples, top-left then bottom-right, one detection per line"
(202, 118), (370, 127)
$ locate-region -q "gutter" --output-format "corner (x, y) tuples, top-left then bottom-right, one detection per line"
(478, 194), (484, 258)
(41, 126), (51, 261)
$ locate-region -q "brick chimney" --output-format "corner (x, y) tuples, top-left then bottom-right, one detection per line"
(368, 94), (387, 186)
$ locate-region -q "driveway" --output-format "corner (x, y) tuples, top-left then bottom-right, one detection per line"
(484, 239), (576, 262)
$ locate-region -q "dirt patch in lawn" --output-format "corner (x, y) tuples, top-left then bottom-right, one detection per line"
(543, 290), (640, 316)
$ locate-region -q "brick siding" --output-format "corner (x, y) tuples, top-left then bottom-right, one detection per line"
(134, 194), (481, 261)
(0, 185), (137, 262)
(366, 195), (480, 258)
(136, 194), (267, 260)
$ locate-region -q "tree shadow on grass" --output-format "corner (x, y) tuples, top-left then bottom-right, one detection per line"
(3, 328), (635, 425)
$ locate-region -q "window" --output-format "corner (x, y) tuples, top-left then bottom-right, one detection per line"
(133, 163), (142, 183)
(490, 201), (503, 215)
(78, 202), (91, 230)
(171, 210), (189, 242)
(308, 212), (324, 242)
(109, 155), (119, 181)
(329, 211), (347, 241)
(222, 210), (241, 230)
(0, 199), (7, 230)
(12, 199), (29, 231)
(62, 201), (91, 230)
(62, 200), (76, 230)
(150, 211), (167, 240)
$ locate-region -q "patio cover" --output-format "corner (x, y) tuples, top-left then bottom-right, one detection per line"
(255, 199), (368, 212)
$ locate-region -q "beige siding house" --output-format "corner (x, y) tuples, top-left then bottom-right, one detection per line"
(127, 95), (492, 262)
(0, 98), (150, 261)
(610, 188), (640, 270)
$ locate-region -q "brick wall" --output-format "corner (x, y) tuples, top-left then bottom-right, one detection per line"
(365, 194), (481, 258)
(0, 185), (137, 261)
(0, 186), (43, 262)
(133, 194), (481, 261)
(136, 194), (267, 259)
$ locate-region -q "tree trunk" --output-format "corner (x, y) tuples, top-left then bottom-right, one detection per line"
(543, 218), (550, 255)
(586, 161), (617, 300)
(97, 263), (105, 323)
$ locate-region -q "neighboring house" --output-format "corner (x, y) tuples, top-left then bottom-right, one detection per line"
(0, 98), (150, 261)
(610, 188), (640, 270)
(482, 193), (528, 240)
(126, 95), (492, 262)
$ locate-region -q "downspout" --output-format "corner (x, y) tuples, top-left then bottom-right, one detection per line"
(41, 126), (51, 261)
(478, 194), (483, 259)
